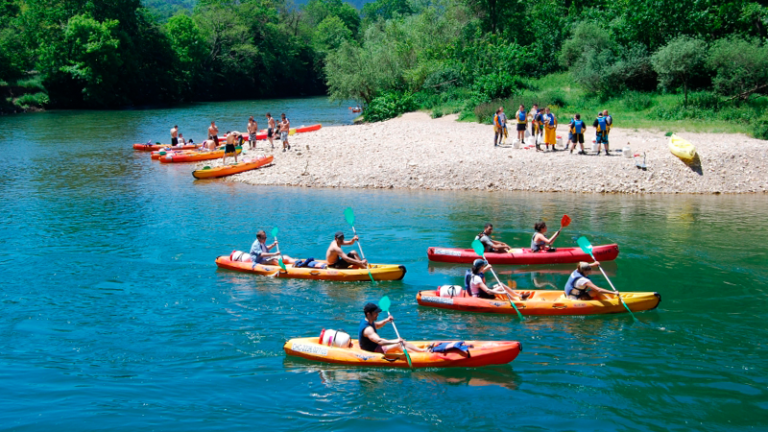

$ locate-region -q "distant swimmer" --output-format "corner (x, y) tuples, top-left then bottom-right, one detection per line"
(170, 125), (179, 146)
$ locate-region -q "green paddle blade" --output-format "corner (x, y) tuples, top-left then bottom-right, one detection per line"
(344, 207), (355, 226)
(271, 227), (279, 237)
(471, 239), (485, 257)
(378, 296), (391, 312)
(577, 236), (593, 255)
(278, 257), (286, 271)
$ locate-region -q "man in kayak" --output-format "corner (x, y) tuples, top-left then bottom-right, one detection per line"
(250, 230), (295, 266)
(208, 121), (219, 147)
(467, 259), (524, 300)
(223, 132), (239, 164)
(359, 302), (427, 354)
(476, 223), (512, 253)
(326, 231), (368, 269)
(266, 113), (275, 149)
(170, 125), (179, 146)
(564, 262), (615, 300)
(531, 221), (560, 252)
(247, 116), (258, 150)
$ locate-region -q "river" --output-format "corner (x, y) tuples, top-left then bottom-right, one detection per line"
(1, 98), (766, 431)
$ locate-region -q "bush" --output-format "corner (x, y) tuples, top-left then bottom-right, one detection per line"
(622, 91), (654, 111)
(363, 91), (418, 122)
(431, 108), (443, 119)
(708, 36), (768, 100)
(687, 91), (721, 110)
(14, 92), (50, 108)
(753, 114), (768, 140)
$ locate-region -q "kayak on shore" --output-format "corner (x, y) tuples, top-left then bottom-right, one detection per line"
(160, 147), (242, 163)
(215, 256), (406, 281)
(284, 337), (521, 368)
(669, 135), (697, 163)
(427, 244), (619, 265)
(193, 155), (273, 179)
(416, 289), (660, 316)
(134, 143), (201, 152)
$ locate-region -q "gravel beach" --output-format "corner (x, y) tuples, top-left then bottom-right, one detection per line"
(200, 112), (767, 194)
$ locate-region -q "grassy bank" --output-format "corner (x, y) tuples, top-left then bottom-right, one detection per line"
(435, 73), (768, 139)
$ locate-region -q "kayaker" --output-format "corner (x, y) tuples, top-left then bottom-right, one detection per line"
(250, 230), (295, 266)
(542, 107), (557, 151)
(170, 125), (179, 146)
(223, 132), (239, 164)
(359, 302), (427, 354)
(531, 221), (559, 252)
(326, 231), (368, 269)
(515, 104), (527, 144)
(266, 113), (276, 150)
(467, 259), (522, 300)
(247, 116), (258, 150)
(208, 121), (219, 147)
(476, 223), (512, 253)
(593, 112), (610, 155)
(564, 262), (615, 300)
(568, 114), (587, 154)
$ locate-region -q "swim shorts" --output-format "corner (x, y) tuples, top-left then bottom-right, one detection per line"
(596, 132), (608, 145)
(249, 133), (256, 142)
(571, 133), (584, 144)
(516, 123), (526, 131)
(224, 144), (236, 154)
(267, 128), (273, 138)
(329, 257), (352, 269)
(171, 137), (178, 146)
(280, 131), (288, 141)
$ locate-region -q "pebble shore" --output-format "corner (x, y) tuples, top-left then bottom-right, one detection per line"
(199, 112), (767, 194)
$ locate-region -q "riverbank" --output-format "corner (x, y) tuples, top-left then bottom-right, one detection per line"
(219, 112), (766, 194)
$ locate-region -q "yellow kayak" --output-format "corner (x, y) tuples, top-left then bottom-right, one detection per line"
(215, 256), (406, 281)
(669, 135), (696, 163)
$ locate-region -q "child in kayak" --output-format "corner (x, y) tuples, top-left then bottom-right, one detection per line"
(250, 230), (295, 266)
(359, 302), (427, 354)
(467, 259), (523, 300)
(564, 262), (615, 300)
(476, 223), (512, 253)
(531, 221), (560, 252)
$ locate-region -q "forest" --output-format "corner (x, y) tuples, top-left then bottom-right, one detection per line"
(1, 0), (767, 136)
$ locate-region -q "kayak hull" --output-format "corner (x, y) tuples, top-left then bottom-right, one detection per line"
(669, 135), (697, 163)
(284, 337), (521, 368)
(193, 155), (273, 179)
(295, 124), (322, 134)
(427, 244), (619, 265)
(416, 289), (660, 316)
(134, 143), (200, 152)
(160, 147), (241, 163)
(215, 257), (406, 281)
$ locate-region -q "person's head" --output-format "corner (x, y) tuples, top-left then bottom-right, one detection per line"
(266, 113), (271, 118)
(534, 221), (547, 233)
(211, 121), (216, 126)
(575, 114), (580, 120)
(334, 231), (345, 244)
(174, 125), (178, 129)
(188, 138), (193, 143)
(533, 103), (538, 109)
(256, 230), (267, 242)
(249, 116), (254, 121)
(226, 131), (231, 135)
(603, 109), (609, 116)
(363, 302), (382, 321)
(545, 107), (551, 113)
(472, 259), (488, 275)
(281, 113), (286, 119)
(597, 112), (603, 117)
(484, 223), (493, 234)
(179, 133), (183, 137)
(519, 104), (524, 110)
(499, 106), (504, 112)
(578, 262), (593, 274)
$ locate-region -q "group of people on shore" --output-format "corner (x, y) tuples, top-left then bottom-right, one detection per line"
(493, 105), (614, 155)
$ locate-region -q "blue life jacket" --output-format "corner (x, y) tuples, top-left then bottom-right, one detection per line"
(565, 270), (590, 297)
(518, 111), (526, 123)
(358, 319), (379, 352)
(544, 113), (555, 127)
(596, 116), (607, 133)
(572, 119), (584, 134)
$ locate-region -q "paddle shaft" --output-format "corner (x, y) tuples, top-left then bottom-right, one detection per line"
(386, 312), (412, 367)
(587, 251), (635, 317)
(273, 236), (283, 261)
(349, 226), (375, 283)
(484, 257), (524, 320)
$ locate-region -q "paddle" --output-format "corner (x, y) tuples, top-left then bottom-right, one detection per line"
(576, 236), (635, 319)
(378, 296), (412, 368)
(271, 227), (287, 272)
(472, 239), (524, 320)
(344, 207), (375, 283)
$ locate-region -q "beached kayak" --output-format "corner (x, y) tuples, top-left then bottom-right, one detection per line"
(669, 135), (697, 163)
(427, 244), (619, 265)
(159, 147), (242, 163)
(284, 337), (521, 368)
(134, 143), (200, 152)
(416, 289), (660, 316)
(215, 256), (406, 281)
(193, 155), (273, 179)
(294, 124), (322, 134)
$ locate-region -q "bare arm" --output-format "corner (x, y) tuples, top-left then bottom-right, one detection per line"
(363, 326), (399, 345)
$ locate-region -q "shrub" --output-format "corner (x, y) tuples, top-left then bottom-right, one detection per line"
(431, 108), (443, 119)
(622, 91), (654, 111)
(363, 91), (418, 122)
(14, 92), (50, 108)
(687, 91), (721, 110)
(753, 114), (768, 140)
(651, 36), (709, 106)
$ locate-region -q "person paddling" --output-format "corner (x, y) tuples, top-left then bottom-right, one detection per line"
(250, 230), (295, 266)
(467, 259), (523, 300)
(476, 223), (512, 253)
(531, 221), (560, 252)
(359, 302), (426, 354)
(564, 261), (615, 300)
(326, 231), (368, 269)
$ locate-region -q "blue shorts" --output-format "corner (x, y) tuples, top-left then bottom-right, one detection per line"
(596, 132), (608, 144)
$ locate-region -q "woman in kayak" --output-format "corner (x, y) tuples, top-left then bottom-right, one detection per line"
(564, 262), (615, 300)
(531, 221), (560, 252)
(467, 259), (523, 300)
(476, 223), (512, 253)
(359, 303), (427, 354)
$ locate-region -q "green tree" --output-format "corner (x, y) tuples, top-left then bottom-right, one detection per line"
(165, 14), (207, 95)
(362, 0), (412, 22)
(651, 35), (708, 106)
(708, 36), (768, 100)
(314, 15), (353, 54)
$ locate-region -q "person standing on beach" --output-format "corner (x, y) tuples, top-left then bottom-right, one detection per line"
(493, 108), (503, 146)
(170, 125), (179, 146)
(280, 113), (291, 151)
(266, 113), (276, 149)
(603, 109), (613, 139)
(223, 131), (239, 164)
(569, 114), (587, 154)
(529, 104), (539, 143)
(498, 106), (508, 144)
(247, 116), (258, 150)
(208, 121), (219, 147)
(515, 104), (527, 144)
(594, 112), (610, 155)
(542, 107), (557, 151)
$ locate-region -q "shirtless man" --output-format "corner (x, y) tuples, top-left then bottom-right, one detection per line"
(223, 131), (238, 164)
(280, 113), (290, 152)
(208, 121), (219, 148)
(326, 231), (367, 269)
(266, 113), (276, 149)
(170, 125), (179, 146)
(247, 116), (258, 150)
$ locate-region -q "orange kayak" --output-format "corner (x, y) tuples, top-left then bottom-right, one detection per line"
(294, 124), (322, 134)
(193, 155), (274, 179)
(159, 147), (242, 163)
(134, 143), (200, 152)
(416, 289), (660, 316)
(215, 256), (406, 281)
(151, 147), (204, 160)
(284, 337), (521, 368)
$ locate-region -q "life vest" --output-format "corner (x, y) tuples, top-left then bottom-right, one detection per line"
(570, 119), (584, 134)
(464, 270), (484, 292)
(605, 115), (613, 132)
(564, 270), (590, 298)
(517, 111), (526, 124)
(544, 113), (555, 128)
(493, 114), (501, 128)
(358, 319), (379, 352)
(596, 116), (608, 133)
(531, 233), (547, 252)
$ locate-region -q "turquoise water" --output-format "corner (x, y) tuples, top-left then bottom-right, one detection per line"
(1, 99), (767, 431)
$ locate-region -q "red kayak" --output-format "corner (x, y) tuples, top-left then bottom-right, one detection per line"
(427, 244), (619, 265)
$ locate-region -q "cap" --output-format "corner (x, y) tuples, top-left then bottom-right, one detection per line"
(473, 258), (488, 268)
(364, 302), (382, 314)
(578, 261), (592, 272)
(335, 231), (345, 239)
